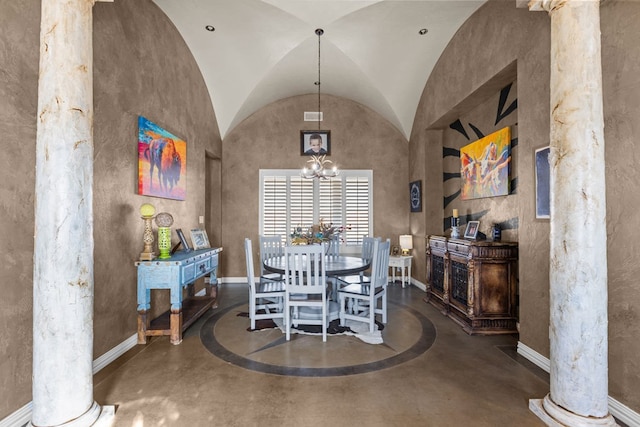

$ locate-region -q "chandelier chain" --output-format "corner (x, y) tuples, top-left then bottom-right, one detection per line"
(317, 28), (321, 130)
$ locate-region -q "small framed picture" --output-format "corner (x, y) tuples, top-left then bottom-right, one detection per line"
(391, 245), (401, 256)
(535, 146), (551, 219)
(300, 130), (331, 156)
(463, 221), (480, 239)
(176, 228), (191, 252)
(409, 180), (422, 212)
(190, 228), (211, 250)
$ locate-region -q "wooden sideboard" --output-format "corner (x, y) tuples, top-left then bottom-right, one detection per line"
(425, 235), (518, 335)
(136, 247), (222, 345)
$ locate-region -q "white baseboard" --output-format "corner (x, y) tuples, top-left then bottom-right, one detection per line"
(410, 277), (426, 292)
(517, 341), (640, 426)
(0, 401), (31, 427)
(517, 341), (551, 372)
(92, 334), (138, 374)
(219, 277), (249, 284)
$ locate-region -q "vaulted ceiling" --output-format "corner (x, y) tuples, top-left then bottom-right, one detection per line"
(153, 0), (486, 139)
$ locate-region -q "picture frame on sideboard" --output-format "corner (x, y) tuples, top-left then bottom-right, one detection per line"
(463, 221), (480, 239)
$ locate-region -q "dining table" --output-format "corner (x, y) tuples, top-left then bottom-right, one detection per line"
(262, 254), (370, 277)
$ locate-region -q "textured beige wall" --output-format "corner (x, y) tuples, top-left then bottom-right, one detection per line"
(0, 0), (221, 418)
(412, 0), (640, 412)
(0, 1), (40, 418)
(221, 94), (409, 278)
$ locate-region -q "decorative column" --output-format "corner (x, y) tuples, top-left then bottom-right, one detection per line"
(528, 0), (616, 425)
(33, 0), (114, 426)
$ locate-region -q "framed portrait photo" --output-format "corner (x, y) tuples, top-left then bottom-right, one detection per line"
(300, 130), (331, 156)
(190, 228), (211, 250)
(463, 221), (480, 239)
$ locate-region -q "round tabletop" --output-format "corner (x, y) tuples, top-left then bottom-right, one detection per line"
(263, 255), (369, 277)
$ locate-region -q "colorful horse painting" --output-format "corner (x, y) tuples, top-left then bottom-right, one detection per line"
(138, 116), (187, 201)
(459, 126), (511, 200)
(145, 138), (181, 194)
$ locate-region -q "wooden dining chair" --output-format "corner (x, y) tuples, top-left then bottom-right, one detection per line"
(338, 239), (390, 333)
(259, 235), (284, 283)
(245, 238), (285, 330)
(336, 236), (379, 285)
(283, 243), (339, 342)
(326, 234), (340, 258)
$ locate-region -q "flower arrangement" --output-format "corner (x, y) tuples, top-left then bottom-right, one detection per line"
(290, 219), (350, 245)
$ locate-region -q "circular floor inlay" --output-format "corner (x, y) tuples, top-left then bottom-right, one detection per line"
(200, 301), (436, 377)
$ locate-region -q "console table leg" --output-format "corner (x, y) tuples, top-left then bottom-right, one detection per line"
(205, 278), (219, 308)
(137, 310), (148, 344)
(170, 309), (183, 345)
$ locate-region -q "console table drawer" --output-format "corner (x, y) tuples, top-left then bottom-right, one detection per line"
(195, 257), (211, 277)
(139, 265), (179, 288)
(182, 263), (196, 282)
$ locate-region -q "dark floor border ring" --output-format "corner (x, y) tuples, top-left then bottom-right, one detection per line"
(200, 301), (436, 377)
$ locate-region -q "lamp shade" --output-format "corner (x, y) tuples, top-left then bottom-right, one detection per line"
(399, 235), (413, 250)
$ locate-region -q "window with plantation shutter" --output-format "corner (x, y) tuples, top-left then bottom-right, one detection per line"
(259, 170), (372, 247)
(344, 176), (370, 245)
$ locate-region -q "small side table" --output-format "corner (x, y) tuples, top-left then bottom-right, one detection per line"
(389, 255), (412, 288)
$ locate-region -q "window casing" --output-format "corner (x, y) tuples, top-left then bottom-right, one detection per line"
(259, 170), (373, 250)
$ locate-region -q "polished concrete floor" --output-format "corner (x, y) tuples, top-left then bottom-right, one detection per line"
(94, 283), (551, 426)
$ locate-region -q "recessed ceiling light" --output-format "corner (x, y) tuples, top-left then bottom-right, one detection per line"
(205, 25), (215, 32)
(419, 28), (428, 35)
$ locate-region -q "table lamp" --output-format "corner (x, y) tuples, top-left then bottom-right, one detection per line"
(155, 212), (174, 259)
(139, 203), (156, 261)
(399, 235), (413, 256)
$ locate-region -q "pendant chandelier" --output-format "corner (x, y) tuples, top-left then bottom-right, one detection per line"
(301, 28), (339, 180)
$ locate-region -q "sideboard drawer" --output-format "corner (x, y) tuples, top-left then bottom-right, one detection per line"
(429, 236), (447, 252)
(448, 240), (470, 257)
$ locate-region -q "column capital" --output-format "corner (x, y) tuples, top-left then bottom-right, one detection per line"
(527, 0), (567, 13)
(528, 0), (602, 13)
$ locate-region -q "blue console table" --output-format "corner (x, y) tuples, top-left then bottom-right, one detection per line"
(136, 247), (222, 345)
